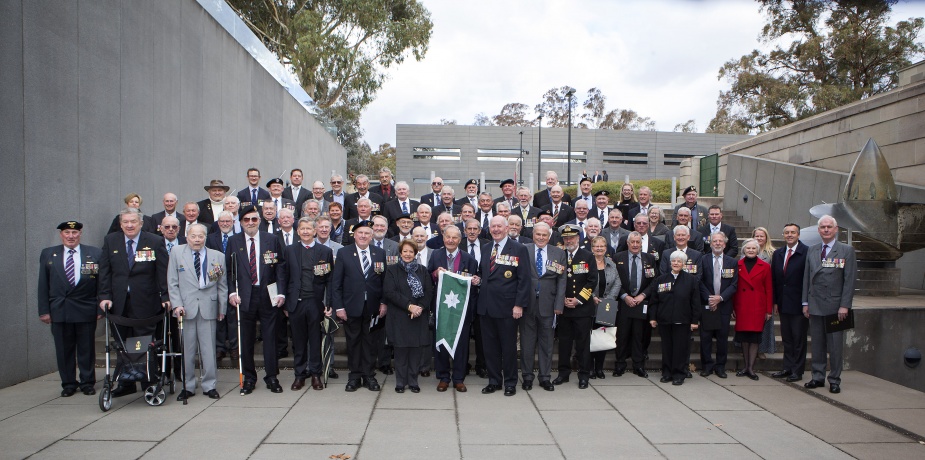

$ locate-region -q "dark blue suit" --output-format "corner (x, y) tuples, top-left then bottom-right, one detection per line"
(225, 231), (287, 383)
(771, 242), (809, 376)
(332, 244), (386, 382)
(427, 248), (479, 384)
(477, 237), (531, 388)
(237, 187), (270, 209)
(284, 242), (334, 378)
(698, 252), (738, 373)
(207, 231), (237, 355)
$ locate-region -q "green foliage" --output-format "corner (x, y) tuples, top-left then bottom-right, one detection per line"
(560, 179), (675, 204)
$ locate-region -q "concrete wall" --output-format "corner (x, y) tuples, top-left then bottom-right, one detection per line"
(0, 0), (346, 388)
(846, 307), (925, 392)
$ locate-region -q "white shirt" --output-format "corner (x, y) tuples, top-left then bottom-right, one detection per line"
(184, 220), (198, 236)
(210, 200), (224, 222)
(467, 239), (482, 264)
(63, 245), (81, 285)
(281, 230), (295, 246)
(640, 234), (649, 253)
(192, 249), (207, 289)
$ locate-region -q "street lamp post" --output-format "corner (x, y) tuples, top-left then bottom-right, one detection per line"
(537, 114), (543, 191)
(566, 88), (576, 185)
(518, 131), (524, 186)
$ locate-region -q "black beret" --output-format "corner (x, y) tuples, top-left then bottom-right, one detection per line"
(536, 209), (551, 218)
(395, 213), (414, 222)
(682, 185), (697, 196)
(240, 205), (260, 217)
(266, 178), (284, 187)
(57, 221), (83, 231)
(594, 190), (610, 197)
(352, 220), (374, 229)
(465, 179), (479, 188)
(499, 178), (515, 187)
(579, 177), (592, 185)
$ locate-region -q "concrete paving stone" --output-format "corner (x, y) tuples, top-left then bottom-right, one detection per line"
(834, 442), (925, 460)
(264, 394), (373, 444)
(529, 382), (611, 411)
(374, 382), (455, 410)
(0, 404), (107, 459)
(832, 371), (925, 410)
(250, 443), (359, 460)
(699, 410), (854, 459)
(457, 394), (554, 445)
(597, 385), (736, 444)
(0, 374), (71, 412)
(30, 439), (155, 459)
(710, 374), (786, 387)
(359, 408), (459, 460)
(726, 386), (908, 444)
(211, 379), (310, 408)
(589, 374), (658, 386)
(141, 406), (289, 459)
(461, 444), (564, 460)
(864, 409), (925, 438)
(542, 410), (662, 458)
(653, 376), (760, 411)
(655, 443), (761, 460)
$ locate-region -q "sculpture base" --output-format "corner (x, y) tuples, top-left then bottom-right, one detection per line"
(856, 261), (900, 296)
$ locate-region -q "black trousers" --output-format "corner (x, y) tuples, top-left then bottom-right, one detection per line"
(660, 324), (692, 380)
(343, 316), (378, 381)
(615, 313), (648, 369)
(155, 314), (182, 379)
(239, 287), (279, 383)
(276, 309), (290, 356)
(472, 315), (486, 370)
(52, 321), (96, 390)
(435, 319), (472, 384)
(479, 315), (518, 388)
(111, 294), (157, 387)
(290, 297), (323, 378)
(780, 312), (809, 375)
(557, 315), (592, 379)
(699, 314), (731, 372)
(216, 306), (238, 352)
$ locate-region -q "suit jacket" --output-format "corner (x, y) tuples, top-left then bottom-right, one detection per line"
(771, 242), (809, 315)
(601, 227), (629, 250)
(493, 195), (517, 210)
(617, 202), (641, 231)
(151, 210), (181, 234)
(266, 196), (297, 216)
(332, 244), (386, 317)
(237, 187), (270, 208)
(195, 198), (220, 225)
(513, 205), (543, 236)
(802, 240), (856, 315)
(477, 238), (532, 318)
(570, 194), (595, 209)
(703, 223), (739, 257)
(595, 257), (621, 302)
(277, 230), (300, 247)
(372, 238), (399, 261)
(98, 231), (169, 318)
(660, 247), (703, 281)
(341, 217), (374, 246)
(259, 218), (283, 236)
(167, 245), (228, 320)
(163, 236), (187, 254)
(672, 203), (709, 233)
(664, 227), (705, 252)
(427, 248), (479, 321)
(370, 184), (396, 202)
(382, 199), (420, 232)
(283, 241), (334, 310)
(590, 206), (612, 224)
(613, 251), (657, 320)
(38, 244), (102, 322)
(210, 219), (242, 235)
(542, 202), (576, 228)
(698, 252), (738, 315)
(420, 192), (442, 208)
(533, 189), (572, 209)
(206, 231), (234, 254)
(616, 234), (666, 268)
(323, 190), (347, 206)
(282, 186), (312, 217)
(431, 202), (462, 224)
(562, 248), (598, 317)
(734, 258), (773, 331)
(649, 270), (701, 325)
(344, 192), (385, 220)
(526, 244), (567, 317)
(224, 231), (287, 313)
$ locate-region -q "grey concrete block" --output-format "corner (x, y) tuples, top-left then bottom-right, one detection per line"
(141, 406), (289, 458)
(699, 410), (854, 459)
(656, 444), (761, 460)
(359, 408), (459, 459)
(30, 440), (156, 460)
(543, 409), (662, 458)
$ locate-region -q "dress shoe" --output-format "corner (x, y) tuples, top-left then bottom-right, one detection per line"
(81, 386), (96, 396)
(634, 367), (648, 378)
(578, 380), (589, 389)
(379, 365), (394, 375)
(715, 369), (728, 379)
(437, 381), (449, 392)
(455, 383), (467, 392)
(589, 373), (597, 380)
(503, 386), (516, 396)
(686, 370), (693, 379)
(345, 380), (360, 392)
(328, 369), (339, 379)
(735, 370), (747, 377)
(395, 386), (405, 393)
(659, 376), (672, 383)
(672, 378), (684, 386)
(539, 381), (555, 391)
(409, 386), (421, 393)
(596, 371), (606, 379)
(111, 384), (137, 398)
(785, 374), (803, 383)
(613, 368), (625, 377)
(61, 388), (76, 397)
(277, 352), (289, 359)
(241, 381), (256, 395)
(771, 370), (792, 378)
(216, 350), (227, 361)
(552, 375), (570, 385)
(177, 390), (195, 401)
(366, 377), (381, 391)
(476, 368), (488, 378)
(699, 370), (712, 377)
(266, 378), (284, 393)
(311, 375), (324, 390)
(522, 381), (533, 391)
(205, 389), (221, 399)
(829, 383), (841, 394)
(804, 380), (825, 389)
(291, 377), (306, 391)
(481, 384), (500, 394)
(229, 349), (239, 360)
(747, 372), (759, 381)
(420, 370), (431, 378)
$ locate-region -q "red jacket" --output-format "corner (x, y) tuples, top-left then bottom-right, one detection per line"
(733, 258), (773, 332)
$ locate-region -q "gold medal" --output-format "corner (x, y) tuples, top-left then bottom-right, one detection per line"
(504, 270), (512, 279)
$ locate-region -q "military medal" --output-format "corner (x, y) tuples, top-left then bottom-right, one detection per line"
(263, 251), (278, 264)
(504, 270), (512, 278)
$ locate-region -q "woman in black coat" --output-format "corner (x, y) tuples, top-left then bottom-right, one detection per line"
(649, 250), (700, 386)
(383, 239), (434, 393)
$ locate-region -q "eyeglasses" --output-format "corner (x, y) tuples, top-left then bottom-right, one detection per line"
(432, 182), (443, 185)
(331, 181), (342, 184)
(241, 217), (260, 223)
(162, 225), (179, 229)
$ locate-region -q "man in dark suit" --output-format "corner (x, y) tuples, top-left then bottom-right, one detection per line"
(160, 216), (187, 254)
(344, 174), (385, 220)
(520, 222), (565, 391)
(493, 178), (518, 210)
(151, 193), (180, 234)
(456, 179), (480, 209)
(672, 186), (709, 233)
(38, 221), (102, 397)
(432, 186), (462, 225)
(660, 226), (702, 278)
(259, 201), (282, 235)
(370, 216), (401, 375)
(207, 211), (238, 362)
(180, 202), (202, 238)
(226, 205), (288, 395)
(237, 168), (271, 208)
(802, 215), (856, 394)
(420, 176), (444, 208)
(474, 192), (497, 232)
(284, 218), (334, 391)
(617, 214), (667, 265)
(565, 199), (592, 240)
(197, 180), (231, 226)
(570, 177), (595, 209)
(542, 185), (576, 229)
(507, 215), (533, 245)
(613, 232), (657, 377)
(664, 207), (705, 252)
(552, 224), (598, 389)
(698, 232), (738, 378)
(427, 225), (479, 392)
(705, 205), (738, 257)
(513, 186), (543, 238)
(332, 222), (387, 392)
(382, 181), (419, 233)
(342, 198), (376, 246)
(601, 208), (629, 250)
(477, 216), (531, 396)
(282, 169), (311, 217)
(266, 178), (297, 218)
(98, 208), (169, 397)
(770, 223), (809, 382)
(370, 168), (396, 202)
(323, 174), (347, 209)
(591, 190), (612, 225)
(533, 171), (572, 209)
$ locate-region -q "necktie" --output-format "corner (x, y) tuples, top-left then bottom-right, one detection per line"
(599, 209), (605, 222)
(536, 248), (544, 276)
(553, 204), (559, 221)
(447, 252), (455, 271)
(251, 189), (257, 205)
(167, 242), (174, 253)
(483, 213), (489, 229)
(402, 201), (408, 213)
(222, 234), (228, 253)
(361, 250), (370, 277)
(783, 248), (793, 273)
(194, 251), (202, 281)
(377, 240), (382, 249)
(579, 221), (585, 238)
(248, 237), (258, 285)
(416, 252), (423, 264)
(275, 198), (279, 210)
(470, 242), (476, 257)
(285, 233), (290, 245)
(126, 240), (135, 269)
(821, 244), (828, 260)
(66, 249), (76, 287)
(490, 243), (498, 272)
(713, 256), (722, 295)
(522, 207), (528, 219)
(630, 255), (638, 295)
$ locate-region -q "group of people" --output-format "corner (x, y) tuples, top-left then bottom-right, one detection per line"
(37, 168), (857, 400)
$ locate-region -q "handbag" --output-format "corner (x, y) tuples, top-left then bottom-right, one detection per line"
(589, 327), (617, 352)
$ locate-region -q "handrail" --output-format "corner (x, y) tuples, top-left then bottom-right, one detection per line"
(735, 179), (763, 202)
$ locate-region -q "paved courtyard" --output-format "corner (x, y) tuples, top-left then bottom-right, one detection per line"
(1, 369), (923, 459)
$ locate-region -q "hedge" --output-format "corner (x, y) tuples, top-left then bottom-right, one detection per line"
(560, 179), (675, 204)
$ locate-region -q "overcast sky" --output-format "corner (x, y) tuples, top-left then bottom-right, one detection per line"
(360, 0), (925, 148)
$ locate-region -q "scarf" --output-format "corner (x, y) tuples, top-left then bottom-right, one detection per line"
(400, 259), (424, 298)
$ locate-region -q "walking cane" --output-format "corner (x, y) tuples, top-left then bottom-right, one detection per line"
(178, 312), (187, 405)
(231, 252), (244, 394)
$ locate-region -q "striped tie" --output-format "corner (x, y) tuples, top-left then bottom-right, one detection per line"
(65, 249), (76, 287)
(490, 243), (498, 272)
(248, 237), (258, 285)
(361, 250), (370, 277)
(194, 251), (202, 281)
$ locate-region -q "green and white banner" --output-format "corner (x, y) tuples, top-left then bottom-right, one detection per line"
(435, 271), (472, 357)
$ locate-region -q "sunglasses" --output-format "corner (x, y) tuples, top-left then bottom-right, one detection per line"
(241, 217), (260, 223)
(162, 225), (179, 229)
(432, 182), (443, 185)
(331, 181), (342, 184)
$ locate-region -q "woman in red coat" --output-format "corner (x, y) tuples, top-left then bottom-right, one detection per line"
(733, 238), (773, 380)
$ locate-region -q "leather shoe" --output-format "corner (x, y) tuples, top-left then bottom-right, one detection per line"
(785, 374), (803, 383)
(229, 349), (239, 360)
(633, 367), (648, 378)
(747, 372), (759, 381)
(409, 386), (421, 393)
(672, 378), (684, 386)
(311, 375), (324, 390)
(395, 386), (405, 393)
(476, 368), (488, 378)
(804, 380), (825, 389)
(686, 370), (693, 379)
(552, 375), (569, 385)
(177, 390), (195, 401)
(437, 381), (450, 392)
(595, 371), (606, 379)
(829, 383), (841, 394)
(81, 386), (95, 396)
(578, 380), (589, 389)
(345, 380), (360, 392)
(291, 377), (306, 391)
(522, 381), (533, 391)
(503, 386), (516, 396)
(241, 381), (255, 395)
(699, 370), (712, 377)
(266, 378), (283, 393)
(205, 389), (220, 399)
(539, 381), (555, 391)
(328, 369), (339, 379)
(419, 370), (431, 378)
(366, 377), (381, 391)
(379, 365), (394, 375)
(736, 370), (747, 377)
(771, 370), (792, 378)
(715, 369), (728, 379)
(481, 384), (500, 394)
(111, 384), (137, 398)
(613, 368), (625, 377)
(659, 376), (672, 383)
(455, 383), (467, 392)
(61, 388), (76, 397)
(216, 350), (227, 361)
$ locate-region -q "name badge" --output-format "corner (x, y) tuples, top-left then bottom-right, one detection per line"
(263, 251), (278, 265)
(722, 268), (735, 279)
(658, 282), (673, 293)
(314, 263), (331, 276)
